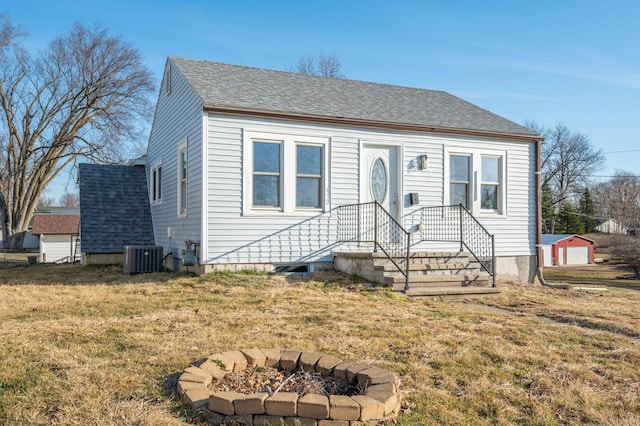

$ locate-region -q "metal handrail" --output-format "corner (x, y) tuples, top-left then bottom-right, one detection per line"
(336, 201), (411, 289)
(408, 204), (496, 286)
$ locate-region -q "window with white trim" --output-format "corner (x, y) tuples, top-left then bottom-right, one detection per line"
(243, 132), (328, 214)
(177, 140), (187, 217)
(150, 161), (162, 204)
(253, 141), (281, 208)
(296, 144), (323, 209)
(450, 154), (470, 209)
(480, 156), (501, 211)
(446, 148), (506, 215)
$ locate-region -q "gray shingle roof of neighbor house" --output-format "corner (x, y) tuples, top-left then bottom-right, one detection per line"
(79, 163), (155, 253)
(169, 56), (541, 140)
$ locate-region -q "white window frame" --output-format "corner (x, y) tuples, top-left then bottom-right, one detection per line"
(243, 131), (329, 215)
(480, 155), (502, 212)
(150, 159), (163, 205)
(177, 139), (188, 218)
(295, 143), (324, 210)
(444, 147), (507, 217)
(449, 153), (471, 209)
(251, 139), (283, 210)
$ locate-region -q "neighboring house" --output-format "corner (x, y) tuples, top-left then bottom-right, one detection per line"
(145, 57), (543, 282)
(595, 218), (627, 234)
(30, 214), (80, 263)
(22, 207), (82, 249)
(78, 163), (155, 264)
(541, 234), (595, 266)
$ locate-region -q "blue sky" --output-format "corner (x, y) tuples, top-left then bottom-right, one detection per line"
(4, 0), (640, 200)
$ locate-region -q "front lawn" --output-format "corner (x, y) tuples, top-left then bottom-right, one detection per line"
(0, 264), (638, 424)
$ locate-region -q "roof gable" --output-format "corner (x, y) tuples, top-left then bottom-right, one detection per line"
(168, 57), (541, 140)
(542, 234), (595, 245)
(31, 214), (79, 235)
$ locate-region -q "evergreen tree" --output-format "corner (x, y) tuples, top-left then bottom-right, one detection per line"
(557, 203), (584, 234)
(579, 188), (597, 233)
(541, 181), (556, 233)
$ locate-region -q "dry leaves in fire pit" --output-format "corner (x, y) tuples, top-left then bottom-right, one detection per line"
(209, 365), (363, 397)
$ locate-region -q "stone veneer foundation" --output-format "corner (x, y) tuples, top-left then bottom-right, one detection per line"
(176, 349), (401, 425)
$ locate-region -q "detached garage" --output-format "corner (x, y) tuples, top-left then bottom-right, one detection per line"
(30, 214), (80, 263)
(541, 234), (595, 266)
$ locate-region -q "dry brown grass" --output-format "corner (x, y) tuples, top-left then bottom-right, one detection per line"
(0, 250), (33, 266)
(0, 264), (639, 425)
(544, 262), (640, 289)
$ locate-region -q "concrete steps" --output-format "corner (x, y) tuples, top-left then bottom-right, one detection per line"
(333, 250), (499, 298)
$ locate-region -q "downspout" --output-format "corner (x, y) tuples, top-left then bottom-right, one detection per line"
(534, 138), (548, 286)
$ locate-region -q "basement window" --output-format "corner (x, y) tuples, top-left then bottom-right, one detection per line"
(274, 263), (310, 274)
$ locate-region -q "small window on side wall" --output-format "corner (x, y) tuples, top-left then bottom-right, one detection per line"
(151, 162), (162, 204)
(177, 140), (187, 217)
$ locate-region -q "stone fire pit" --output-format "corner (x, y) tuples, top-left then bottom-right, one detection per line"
(176, 349), (401, 425)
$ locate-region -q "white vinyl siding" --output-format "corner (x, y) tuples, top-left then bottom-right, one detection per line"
(204, 114), (536, 263)
(40, 234), (79, 263)
(146, 60), (203, 254)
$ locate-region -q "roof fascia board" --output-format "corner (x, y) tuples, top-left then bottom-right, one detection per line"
(203, 105), (543, 143)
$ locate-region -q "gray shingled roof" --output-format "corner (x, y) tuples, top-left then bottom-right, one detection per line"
(169, 56), (539, 138)
(79, 164), (155, 253)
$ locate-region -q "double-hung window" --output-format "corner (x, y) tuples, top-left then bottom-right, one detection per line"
(244, 131), (328, 214)
(151, 161), (162, 204)
(296, 144), (323, 209)
(481, 156), (501, 211)
(253, 141), (281, 208)
(450, 155), (470, 208)
(446, 148), (506, 215)
(177, 140), (187, 217)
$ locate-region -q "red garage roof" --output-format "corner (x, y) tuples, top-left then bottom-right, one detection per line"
(31, 214), (80, 235)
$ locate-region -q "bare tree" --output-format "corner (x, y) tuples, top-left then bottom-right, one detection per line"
(593, 170), (640, 231)
(59, 192), (80, 208)
(0, 17), (154, 248)
(610, 236), (640, 279)
(292, 51), (344, 78)
(524, 120), (605, 233)
(37, 195), (56, 209)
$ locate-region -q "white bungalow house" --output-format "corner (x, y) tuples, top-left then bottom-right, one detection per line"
(595, 218), (627, 234)
(146, 57), (543, 291)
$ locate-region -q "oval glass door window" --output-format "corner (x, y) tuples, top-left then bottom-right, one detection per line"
(371, 157), (388, 203)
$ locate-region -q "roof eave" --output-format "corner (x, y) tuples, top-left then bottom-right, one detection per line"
(203, 105), (543, 142)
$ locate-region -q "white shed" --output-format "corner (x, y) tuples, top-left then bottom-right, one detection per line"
(30, 214), (80, 263)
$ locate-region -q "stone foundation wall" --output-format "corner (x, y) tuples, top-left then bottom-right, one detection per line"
(177, 348), (401, 425)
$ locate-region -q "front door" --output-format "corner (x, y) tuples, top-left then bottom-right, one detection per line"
(362, 144), (400, 221)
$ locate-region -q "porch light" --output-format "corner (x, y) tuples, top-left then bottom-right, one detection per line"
(419, 154), (428, 170)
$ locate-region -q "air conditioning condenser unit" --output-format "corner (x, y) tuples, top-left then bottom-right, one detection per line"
(123, 245), (163, 275)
